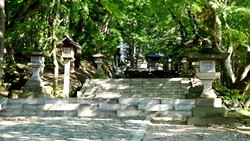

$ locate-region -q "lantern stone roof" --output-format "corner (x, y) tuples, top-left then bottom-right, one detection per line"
(93, 53), (105, 58)
(58, 35), (82, 49)
(22, 50), (51, 57)
(187, 39), (229, 62)
(187, 51), (229, 62)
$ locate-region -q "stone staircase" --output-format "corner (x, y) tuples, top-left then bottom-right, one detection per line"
(80, 78), (190, 98)
(0, 78), (196, 117)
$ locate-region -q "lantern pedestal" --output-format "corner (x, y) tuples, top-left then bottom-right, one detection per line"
(195, 72), (221, 98)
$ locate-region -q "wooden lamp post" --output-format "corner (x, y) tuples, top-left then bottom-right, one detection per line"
(59, 35), (81, 98)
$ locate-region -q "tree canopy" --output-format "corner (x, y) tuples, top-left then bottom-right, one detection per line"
(1, 0), (250, 105)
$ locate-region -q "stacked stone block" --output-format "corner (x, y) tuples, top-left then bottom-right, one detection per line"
(0, 78), (193, 117)
(0, 98), (196, 117)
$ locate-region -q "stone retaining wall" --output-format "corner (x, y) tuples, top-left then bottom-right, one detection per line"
(0, 98), (196, 117)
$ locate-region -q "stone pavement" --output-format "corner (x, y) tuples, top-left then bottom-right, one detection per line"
(143, 119), (250, 141)
(0, 116), (147, 141)
(0, 116), (250, 141)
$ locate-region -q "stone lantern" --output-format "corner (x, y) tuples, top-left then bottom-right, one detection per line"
(181, 56), (188, 71)
(179, 55), (190, 77)
(93, 53), (106, 78)
(186, 39), (233, 126)
(93, 53), (105, 70)
(187, 39), (229, 98)
(21, 51), (51, 98)
(58, 35), (82, 97)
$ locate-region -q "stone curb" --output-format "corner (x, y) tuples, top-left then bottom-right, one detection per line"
(131, 116), (152, 141)
(0, 98), (8, 110)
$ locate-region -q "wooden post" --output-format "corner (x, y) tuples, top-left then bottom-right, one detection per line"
(63, 59), (70, 98)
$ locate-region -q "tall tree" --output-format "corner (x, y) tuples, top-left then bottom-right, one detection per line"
(0, 0), (4, 85)
(51, 0), (60, 94)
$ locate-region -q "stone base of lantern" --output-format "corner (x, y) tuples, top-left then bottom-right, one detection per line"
(187, 117), (234, 126)
(187, 98), (234, 126)
(196, 98), (222, 107)
(93, 68), (107, 79)
(20, 85), (52, 98)
(26, 77), (45, 87)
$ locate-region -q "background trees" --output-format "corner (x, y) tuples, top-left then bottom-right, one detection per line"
(0, 0), (4, 85)
(1, 0), (250, 106)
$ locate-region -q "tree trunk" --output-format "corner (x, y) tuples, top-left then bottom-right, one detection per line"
(233, 52), (250, 92)
(222, 10), (235, 88)
(0, 0), (4, 85)
(211, 5), (236, 88)
(211, 8), (223, 52)
(51, 0), (60, 94)
(233, 71), (250, 91)
(130, 39), (136, 69)
(223, 43), (235, 88)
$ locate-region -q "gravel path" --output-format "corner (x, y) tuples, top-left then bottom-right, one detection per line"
(0, 116), (250, 141)
(0, 116), (145, 141)
(142, 119), (250, 141)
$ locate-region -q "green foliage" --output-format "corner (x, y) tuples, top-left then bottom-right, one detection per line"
(100, 0), (122, 19)
(3, 0), (250, 96)
(218, 85), (246, 101)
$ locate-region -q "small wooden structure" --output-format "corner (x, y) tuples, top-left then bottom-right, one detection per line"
(58, 35), (82, 59)
(147, 53), (165, 70)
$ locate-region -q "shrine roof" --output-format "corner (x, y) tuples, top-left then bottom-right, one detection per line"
(59, 35), (82, 49)
(147, 53), (165, 58)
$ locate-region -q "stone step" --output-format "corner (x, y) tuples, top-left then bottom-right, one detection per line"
(0, 110), (77, 117)
(117, 110), (157, 117)
(6, 98), (195, 104)
(0, 109), (192, 117)
(0, 109), (157, 117)
(158, 111), (192, 117)
(1, 104), (99, 110)
(85, 85), (183, 90)
(81, 78), (190, 99)
(186, 117), (235, 126)
(119, 98), (196, 105)
(191, 107), (227, 117)
(0, 98), (196, 117)
(86, 84), (178, 88)
(6, 98), (119, 104)
(2, 99), (196, 111)
(84, 90), (186, 94)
